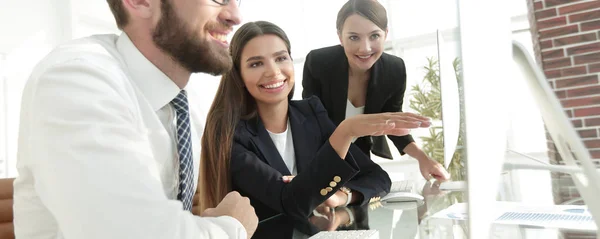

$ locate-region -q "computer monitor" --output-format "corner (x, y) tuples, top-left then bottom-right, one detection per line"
(512, 41), (600, 235)
(437, 30), (461, 170)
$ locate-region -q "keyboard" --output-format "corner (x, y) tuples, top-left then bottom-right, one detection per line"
(309, 230), (379, 239)
(390, 180), (415, 193)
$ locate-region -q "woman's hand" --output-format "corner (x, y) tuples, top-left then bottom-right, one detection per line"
(419, 158), (451, 182)
(322, 190), (348, 208)
(309, 206), (351, 231)
(282, 175), (295, 183)
(282, 175), (348, 208)
(339, 112), (431, 138)
(403, 142), (451, 182)
(329, 112), (430, 159)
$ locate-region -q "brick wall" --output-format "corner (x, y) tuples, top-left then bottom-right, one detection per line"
(526, 1), (600, 238)
(527, 0), (600, 162)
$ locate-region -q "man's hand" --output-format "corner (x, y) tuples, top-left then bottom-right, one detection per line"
(201, 191), (258, 239)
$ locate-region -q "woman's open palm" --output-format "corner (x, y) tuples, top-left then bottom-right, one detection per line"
(341, 112), (430, 138)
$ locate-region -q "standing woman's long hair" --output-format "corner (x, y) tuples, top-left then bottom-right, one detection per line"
(199, 21), (294, 211)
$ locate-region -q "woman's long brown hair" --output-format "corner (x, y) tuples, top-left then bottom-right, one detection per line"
(199, 21), (293, 211)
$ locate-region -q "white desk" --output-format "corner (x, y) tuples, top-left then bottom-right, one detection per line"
(254, 165), (598, 239)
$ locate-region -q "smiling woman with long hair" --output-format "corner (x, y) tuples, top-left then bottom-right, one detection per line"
(199, 21), (431, 223)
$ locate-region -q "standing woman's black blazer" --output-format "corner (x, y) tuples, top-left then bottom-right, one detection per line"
(302, 45), (415, 159)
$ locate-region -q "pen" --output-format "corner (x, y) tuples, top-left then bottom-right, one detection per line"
(258, 213), (284, 224)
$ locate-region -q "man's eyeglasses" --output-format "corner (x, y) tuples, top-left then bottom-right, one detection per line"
(212, 0), (241, 6)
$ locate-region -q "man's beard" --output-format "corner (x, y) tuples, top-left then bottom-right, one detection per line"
(152, 0), (232, 75)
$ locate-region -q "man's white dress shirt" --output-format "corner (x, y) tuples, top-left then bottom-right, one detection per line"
(13, 33), (246, 239)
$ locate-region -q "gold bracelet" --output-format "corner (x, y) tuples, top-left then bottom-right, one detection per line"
(339, 187), (352, 206)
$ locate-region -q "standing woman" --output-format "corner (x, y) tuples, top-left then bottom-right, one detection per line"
(302, 0), (450, 181)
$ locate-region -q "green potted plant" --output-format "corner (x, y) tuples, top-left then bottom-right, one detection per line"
(408, 57), (468, 235)
(409, 57), (466, 181)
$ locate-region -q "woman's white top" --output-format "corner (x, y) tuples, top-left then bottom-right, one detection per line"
(267, 120), (297, 175)
(346, 99), (365, 142)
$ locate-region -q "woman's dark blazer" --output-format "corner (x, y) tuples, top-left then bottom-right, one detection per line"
(230, 96), (391, 221)
(302, 44), (415, 159)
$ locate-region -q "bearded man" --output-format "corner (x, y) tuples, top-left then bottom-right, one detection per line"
(13, 1), (257, 238)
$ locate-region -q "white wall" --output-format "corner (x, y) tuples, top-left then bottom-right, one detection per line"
(0, 54), (7, 177)
(1, 0), (81, 177)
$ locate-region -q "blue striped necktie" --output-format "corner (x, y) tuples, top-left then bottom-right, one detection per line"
(171, 90), (194, 211)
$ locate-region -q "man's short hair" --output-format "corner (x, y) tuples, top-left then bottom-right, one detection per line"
(107, 0), (129, 29)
